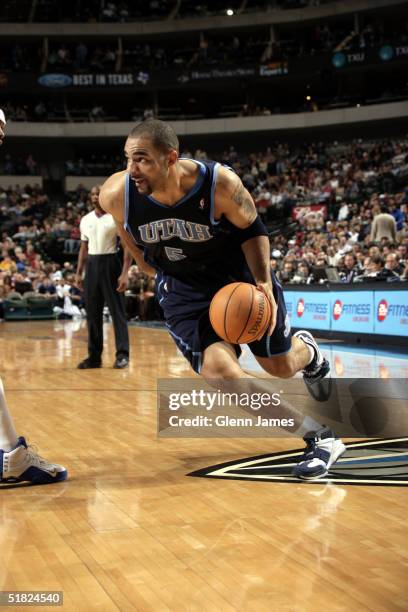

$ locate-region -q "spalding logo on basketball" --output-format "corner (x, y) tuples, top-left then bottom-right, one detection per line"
(377, 299), (388, 322)
(296, 298), (305, 317)
(333, 299), (343, 320)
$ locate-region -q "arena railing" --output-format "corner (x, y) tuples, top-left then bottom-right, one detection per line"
(6, 100), (408, 139)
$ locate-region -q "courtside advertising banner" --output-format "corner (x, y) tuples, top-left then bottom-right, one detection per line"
(331, 291), (373, 333)
(374, 290), (408, 337)
(293, 291), (330, 331)
(285, 288), (408, 337)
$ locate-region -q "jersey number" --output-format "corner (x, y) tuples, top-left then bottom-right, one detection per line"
(164, 247), (186, 262)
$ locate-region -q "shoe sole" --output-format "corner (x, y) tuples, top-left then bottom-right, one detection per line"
(296, 441), (346, 480)
(1, 472), (68, 485)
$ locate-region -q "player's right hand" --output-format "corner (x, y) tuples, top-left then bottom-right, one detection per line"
(257, 281), (277, 336)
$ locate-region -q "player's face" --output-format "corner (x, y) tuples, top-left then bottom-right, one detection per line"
(124, 137), (170, 195)
(0, 121), (5, 145)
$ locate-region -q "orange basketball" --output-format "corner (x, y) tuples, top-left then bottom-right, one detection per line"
(209, 282), (272, 344)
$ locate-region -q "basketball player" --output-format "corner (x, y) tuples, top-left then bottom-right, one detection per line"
(99, 119), (345, 479)
(0, 108), (67, 484)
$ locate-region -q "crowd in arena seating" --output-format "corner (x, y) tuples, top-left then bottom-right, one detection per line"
(2, 15), (404, 76)
(0, 137), (407, 320)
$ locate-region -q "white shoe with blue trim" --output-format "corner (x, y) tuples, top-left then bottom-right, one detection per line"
(0, 437), (67, 485)
(293, 426), (346, 480)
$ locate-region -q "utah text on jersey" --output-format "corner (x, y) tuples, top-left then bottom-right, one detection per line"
(139, 219), (213, 243)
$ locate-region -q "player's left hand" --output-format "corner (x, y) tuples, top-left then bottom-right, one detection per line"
(117, 273), (128, 293)
(257, 281), (277, 336)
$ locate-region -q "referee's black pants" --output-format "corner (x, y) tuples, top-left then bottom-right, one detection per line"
(84, 254), (129, 362)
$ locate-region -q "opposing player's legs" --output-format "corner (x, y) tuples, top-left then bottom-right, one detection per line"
(0, 378), (18, 452)
(0, 378), (67, 484)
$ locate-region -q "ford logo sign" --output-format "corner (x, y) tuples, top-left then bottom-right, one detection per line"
(38, 73), (72, 88)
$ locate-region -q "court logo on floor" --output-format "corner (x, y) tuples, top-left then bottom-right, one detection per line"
(189, 438), (408, 486)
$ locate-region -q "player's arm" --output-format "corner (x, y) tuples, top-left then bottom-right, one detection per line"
(99, 172), (156, 277)
(115, 221), (156, 278)
(215, 167), (276, 334)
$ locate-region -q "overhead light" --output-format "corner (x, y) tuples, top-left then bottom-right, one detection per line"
(306, 95), (311, 101)
(226, 8), (234, 16)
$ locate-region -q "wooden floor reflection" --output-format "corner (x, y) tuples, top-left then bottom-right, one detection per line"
(0, 320), (406, 611)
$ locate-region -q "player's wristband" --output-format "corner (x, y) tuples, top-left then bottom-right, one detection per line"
(237, 215), (269, 244)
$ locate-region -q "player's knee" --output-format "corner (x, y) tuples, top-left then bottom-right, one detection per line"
(201, 361), (242, 381)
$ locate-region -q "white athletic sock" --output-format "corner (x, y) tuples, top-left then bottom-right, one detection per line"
(0, 378), (19, 452)
(305, 344), (315, 366)
(295, 415), (323, 437)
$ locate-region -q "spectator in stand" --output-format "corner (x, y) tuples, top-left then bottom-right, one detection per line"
(34, 101), (47, 121)
(279, 260), (295, 283)
(37, 276), (57, 298)
(370, 202), (397, 243)
(57, 44), (72, 66)
(292, 261), (310, 284)
(26, 154), (37, 175)
(340, 253), (358, 283)
(0, 253), (16, 273)
(390, 199), (405, 234)
(13, 272), (33, 295)
(75, 42), (88, 69)
(89, 105), (105, 122)
(362, 255), (385, 281)
(383, 253), (402, 281)
(124, 265), (145, 320)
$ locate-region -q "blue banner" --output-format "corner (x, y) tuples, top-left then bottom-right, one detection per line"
(292, 291), (330, 331)
(374, 290), (408, 337)
(284, 288), (408, 338)
(331, 291), (373, 333)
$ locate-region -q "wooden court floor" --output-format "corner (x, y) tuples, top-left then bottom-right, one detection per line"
(0, 320), (406, 612)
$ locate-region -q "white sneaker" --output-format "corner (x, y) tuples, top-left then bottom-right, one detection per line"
(0, 437), (68, 484)
(293, 426), (346, 480)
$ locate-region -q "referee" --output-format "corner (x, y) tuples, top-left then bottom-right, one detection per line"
(76, 185), (131, 369)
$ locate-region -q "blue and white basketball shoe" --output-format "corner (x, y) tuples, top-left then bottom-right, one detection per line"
(293, 426), (346, 480)
(0, 437), (67, 484)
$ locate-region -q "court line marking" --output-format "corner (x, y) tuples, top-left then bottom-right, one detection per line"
(207, 439), (408, 477)
(236, 452), (408, 470)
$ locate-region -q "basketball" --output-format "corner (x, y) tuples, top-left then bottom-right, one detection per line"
(209, 282), (272, 344)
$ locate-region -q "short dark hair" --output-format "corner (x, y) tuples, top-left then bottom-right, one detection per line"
(371, 255), (384, 267)
(128, 119), (179, 154)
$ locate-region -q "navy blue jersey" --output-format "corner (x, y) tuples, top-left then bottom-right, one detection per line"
(124, 159), (253, 292)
